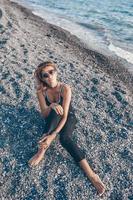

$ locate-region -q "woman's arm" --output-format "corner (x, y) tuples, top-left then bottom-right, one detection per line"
(36, 89), (52, 118)
(51, 84), (72, 138)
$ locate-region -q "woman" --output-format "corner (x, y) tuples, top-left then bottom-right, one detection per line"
(28, 61), (105, 196)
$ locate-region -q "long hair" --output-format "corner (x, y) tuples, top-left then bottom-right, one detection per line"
(36, 61), (57, 87)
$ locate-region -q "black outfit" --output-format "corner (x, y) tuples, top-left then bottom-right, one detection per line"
(44, 83), (85, 163)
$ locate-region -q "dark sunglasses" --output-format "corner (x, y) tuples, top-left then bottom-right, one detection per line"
(41, 69), (56, 79)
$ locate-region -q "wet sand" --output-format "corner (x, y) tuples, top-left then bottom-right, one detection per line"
(1, 0), (133, 199)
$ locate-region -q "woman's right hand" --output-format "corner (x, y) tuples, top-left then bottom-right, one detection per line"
(50, 103), (64, 115)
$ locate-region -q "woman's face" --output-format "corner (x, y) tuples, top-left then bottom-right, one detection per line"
(41, 65), (58, 88)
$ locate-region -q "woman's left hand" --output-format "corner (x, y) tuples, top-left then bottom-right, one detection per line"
(38, 132), (57, 148)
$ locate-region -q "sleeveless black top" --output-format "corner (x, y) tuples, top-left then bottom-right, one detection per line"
(44, 83), (75, 116)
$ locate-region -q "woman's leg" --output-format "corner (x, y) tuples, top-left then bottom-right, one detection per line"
(79, 159), (106, 196)
(29, 109), (62, 166)
(59, 113), (86, 163)
(59, 114), (105, 196)
(44, 109), (62, 134)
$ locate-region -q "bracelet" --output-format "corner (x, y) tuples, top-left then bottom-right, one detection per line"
(53, 131), (59, 137)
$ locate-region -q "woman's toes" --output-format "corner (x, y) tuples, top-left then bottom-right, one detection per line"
(28, 147), (48, 167)
(97, 182), (105, 195)
(28, 155), (39, 166)
(28, 160), (33, 166)
(28, 158), (35, 166)
(99, 187), (105, 196)
(91, 174), (106, 196)
(98, 184), (105, 194)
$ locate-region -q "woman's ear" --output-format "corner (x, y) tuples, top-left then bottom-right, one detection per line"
(37, 69), (43, 83)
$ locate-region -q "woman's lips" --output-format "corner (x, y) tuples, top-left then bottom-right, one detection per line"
(49, 78), (54, 82)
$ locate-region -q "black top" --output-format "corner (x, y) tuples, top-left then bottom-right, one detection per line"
(44, 83), (75, 116)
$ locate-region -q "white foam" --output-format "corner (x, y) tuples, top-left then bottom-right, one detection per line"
(9, 0), (113, 56)
(10, 1), (100, 49)
(32, 9), (103, 49)
(10, 0), (133, 71)
(109, 43), (133, 66)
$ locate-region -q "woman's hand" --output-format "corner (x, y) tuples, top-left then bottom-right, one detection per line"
(38, 133), (56, 148)
(50, 103), (64, 115)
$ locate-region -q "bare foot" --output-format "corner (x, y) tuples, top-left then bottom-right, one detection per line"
(90, 173), (106, 196)
(28, 146), (48, 166)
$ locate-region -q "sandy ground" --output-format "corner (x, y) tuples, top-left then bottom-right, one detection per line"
(0, 0), (133, 199)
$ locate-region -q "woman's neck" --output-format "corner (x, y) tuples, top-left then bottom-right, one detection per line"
(48, 81), (60, 91)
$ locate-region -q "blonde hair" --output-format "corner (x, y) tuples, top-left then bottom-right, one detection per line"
(37, 61), (57, 70)
(36, 61), (57, 87)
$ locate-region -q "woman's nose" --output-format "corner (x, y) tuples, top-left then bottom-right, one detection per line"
(48, 75), (54, 81)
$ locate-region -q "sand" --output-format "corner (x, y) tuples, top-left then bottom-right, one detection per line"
(0, 0), (133, 199)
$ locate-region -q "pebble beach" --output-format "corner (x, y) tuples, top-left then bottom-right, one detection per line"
(0, 0), (133, 199)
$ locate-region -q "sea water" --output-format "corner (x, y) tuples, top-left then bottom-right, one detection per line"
(10, 0), (133, 66)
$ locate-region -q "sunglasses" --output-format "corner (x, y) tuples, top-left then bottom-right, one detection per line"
(41, 69), (56, 79)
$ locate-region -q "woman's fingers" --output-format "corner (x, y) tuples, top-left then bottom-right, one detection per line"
(54, 105), (64, 115)
(54, 108), (61, 115)
(50, 103), (64, 115)
(52, 106), (59, 115)
(38, 136), (47, 143)
(55, 106), (61, 115)
(39, 142), (48, 149)
(59, 106), (64, 115)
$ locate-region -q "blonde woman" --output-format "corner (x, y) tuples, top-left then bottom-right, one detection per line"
(29, 61), (105, 196)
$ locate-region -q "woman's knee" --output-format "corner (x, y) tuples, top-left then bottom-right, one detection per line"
(50, 108), (62, 119)
(45, 109), (62, 133)
(47, 109), (62, 122)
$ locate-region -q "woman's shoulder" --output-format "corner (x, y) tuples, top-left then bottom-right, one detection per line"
(60, 82), (72, 89)
(60, 82), (72, 97)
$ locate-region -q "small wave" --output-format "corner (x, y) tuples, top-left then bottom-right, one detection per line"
(125, 37), (133, 41)
(111, 8), (132, 16)
(77, 22), (105, 32)
(32, 9), (104, 49)
(109, 43), (133, 66)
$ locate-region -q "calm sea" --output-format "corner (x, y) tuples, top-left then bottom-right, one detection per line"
(11, 0), (133, 65)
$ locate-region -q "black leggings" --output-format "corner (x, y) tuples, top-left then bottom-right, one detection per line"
(44, 109), (86, 163)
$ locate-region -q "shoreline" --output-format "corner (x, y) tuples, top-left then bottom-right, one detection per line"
(8, 0), (133, 91)
(11, 0), (133, 64)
